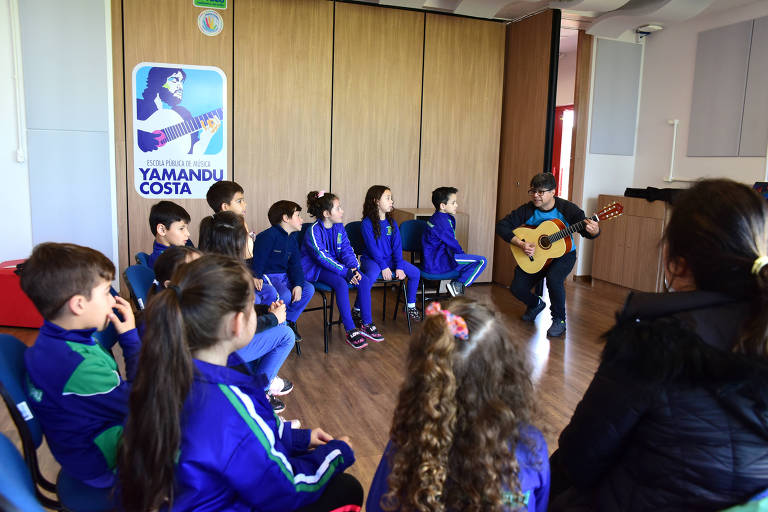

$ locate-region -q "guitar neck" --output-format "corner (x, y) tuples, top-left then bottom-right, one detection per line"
(161, 108), (223, 142)
(548, 214), (598, 242)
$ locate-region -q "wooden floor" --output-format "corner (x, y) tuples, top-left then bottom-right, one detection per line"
(0, 279), (631, 509)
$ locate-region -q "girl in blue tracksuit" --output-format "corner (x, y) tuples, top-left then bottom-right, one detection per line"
(367, 298), (550, 512)
(118, 254), (363, 512)
(359, 185), (421, 321)
(301, 191), (383, 350)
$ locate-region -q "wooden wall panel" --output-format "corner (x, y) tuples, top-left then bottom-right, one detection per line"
(331, 3), (423, 223)
(122, 0), (233, 258)
(111, 0), (127, 290)
(420, 14), (505, 282)
(492, 10), (555, 286)
(569, 30), (594, 264)
(235, 0), (333, 233)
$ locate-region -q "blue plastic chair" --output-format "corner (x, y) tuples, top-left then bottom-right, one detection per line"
(0, 335), (115, 511)
(123, 264), (155, 310)
(345, 221), (412, 333)
(134, 252), (151, 268)
(398, 219), (460, 314)
(0, 432), (45, 512)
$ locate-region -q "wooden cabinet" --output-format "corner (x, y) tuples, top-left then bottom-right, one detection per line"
(591, 194), (669, 292)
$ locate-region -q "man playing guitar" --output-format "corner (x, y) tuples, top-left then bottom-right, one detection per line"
(496, 173), (599, 338)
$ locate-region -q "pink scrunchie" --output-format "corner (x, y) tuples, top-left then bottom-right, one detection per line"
(425, 302), (469, 340)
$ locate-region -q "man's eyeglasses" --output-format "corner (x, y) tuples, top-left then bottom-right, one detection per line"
(528, 188), (553, 196)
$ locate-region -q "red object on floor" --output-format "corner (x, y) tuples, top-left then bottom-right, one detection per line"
(0, 259), (43, 328)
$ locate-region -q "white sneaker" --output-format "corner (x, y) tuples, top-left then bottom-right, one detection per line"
(269, 376), (294, 396)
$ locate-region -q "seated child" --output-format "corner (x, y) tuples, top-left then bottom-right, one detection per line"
(198, 210), (296, 412)
(360, 185), (421, 321)
(206, 180), (279, 304)
(422, 187), (487, 296)
(118, 254), (363, 512)
(300, 191), (383, 350)
(252, 200), (315, 342)
(20, 243), (139, 488)
(149, 246), (202, 298)
(367, 298), (549, 512)
(147, 200), (192, 269)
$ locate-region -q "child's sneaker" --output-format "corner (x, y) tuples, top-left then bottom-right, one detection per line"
(345, 328), (368, 350)
(351, 308), (363, 327)
(269, 376), (294, 396)
(360, 322), (384, 342)
(547, 318), (566, 338)
(267, 393), (285, 413)
(446, 280), (465, 297)
(406, 306), (421, 321)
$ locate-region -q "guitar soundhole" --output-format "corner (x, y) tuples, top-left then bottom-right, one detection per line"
(538, 235), (551, 250)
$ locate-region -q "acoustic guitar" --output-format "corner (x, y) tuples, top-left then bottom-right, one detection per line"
(136, 107), (223, 156)
(510, 202), (624, 274)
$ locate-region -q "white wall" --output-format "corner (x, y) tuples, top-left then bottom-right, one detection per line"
(0, 0), (33, 262)
(634, 1), (768, 187)
(556, 50), (576, 107)
(14, 0), (118, 276)
(576, 36), (642, 276)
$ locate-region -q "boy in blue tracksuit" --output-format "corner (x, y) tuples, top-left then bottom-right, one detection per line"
(147, 200), (193, 269)
(252, 200), (315, 342)
(206, 180), (279, 305)
(300, 190), (383, 349)
(20, 243), (140, 488)
(422, 187), (487, 296)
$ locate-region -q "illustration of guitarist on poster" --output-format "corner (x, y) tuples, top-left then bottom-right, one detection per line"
(496, 173), (622, 338)
(132, 63), (227, 198)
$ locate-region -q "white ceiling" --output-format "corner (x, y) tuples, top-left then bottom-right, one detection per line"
(350, 0), (763, 41)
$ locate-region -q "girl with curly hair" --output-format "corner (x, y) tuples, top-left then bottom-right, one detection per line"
(367, 297), (549, 512)
(360, 185), (421, 321)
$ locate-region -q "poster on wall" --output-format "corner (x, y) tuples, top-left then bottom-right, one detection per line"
(132, 62), (226, 198)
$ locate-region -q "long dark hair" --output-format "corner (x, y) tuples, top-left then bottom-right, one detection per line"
(118, 255), (254, 511)
(198, 211), (248, 259)
(383, 297), (536, 511)
(307, 190), (338, 220)
(664, 179), (768, 356)
(149, 245), (202, 297)
(362, 185), (393, 239)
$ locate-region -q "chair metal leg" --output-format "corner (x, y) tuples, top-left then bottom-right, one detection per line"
(382, 283), (387, 321)
(294, 340), (301, 356)
(402, 281), (412, 334)
(321, 292), (329, 353)
(421, 280), (426, 318)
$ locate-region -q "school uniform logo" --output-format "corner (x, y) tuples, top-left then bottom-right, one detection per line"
(337, 233), (342, 245)
(386, 225), (392, 236)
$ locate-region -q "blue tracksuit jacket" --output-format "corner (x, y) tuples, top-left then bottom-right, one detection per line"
(361, 218), (406, 270)
(24, 321), (141, 482)
(367, 425), (550, 512)
(147, 239), (196, 269)
(170, 359), (355, 511)
(422, 211), (464, 274)
(300, 222), (358, 283)
(251, 225), (305, 287)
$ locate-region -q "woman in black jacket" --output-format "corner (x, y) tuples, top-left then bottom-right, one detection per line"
(550, 179), (768, 511)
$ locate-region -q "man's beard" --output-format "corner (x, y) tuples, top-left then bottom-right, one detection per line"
(159, 87), (182, 107)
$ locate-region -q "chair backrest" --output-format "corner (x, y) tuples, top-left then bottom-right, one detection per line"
(123, 265), (156, 310)
(345, 221), (365, 255)
(135, 252), (151, 268)
(399, 219), (427, 253)
(0, 334), (59, 506)
(0, 432), (45, 512)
